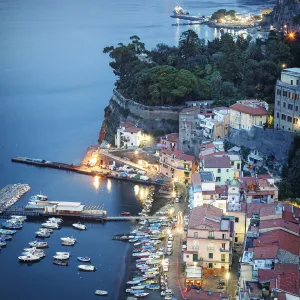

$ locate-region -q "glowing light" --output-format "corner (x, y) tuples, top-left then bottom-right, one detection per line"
(174, 177), (178, 182)
(93, 176), (100, 190)
(172, 191), (176, 197)
(89, 157), (97, 166)
(282, 64), (286, 68)
(135, 150), (139, 155)
(107, 179), (112, 192)
(107, 144), (111, 148)
(225, 272), (230, 280)
(138, 160), (143, 165)
(288, 32), (295, 39)
(167, 229), (171, 235)
(134, 185), (140, 196)
(169, 208), (175, 215)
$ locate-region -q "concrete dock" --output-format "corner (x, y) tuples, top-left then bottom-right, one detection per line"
(0, 184), (30, 213)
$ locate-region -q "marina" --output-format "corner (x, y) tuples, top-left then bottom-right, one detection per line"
(0, 184), (30, 213)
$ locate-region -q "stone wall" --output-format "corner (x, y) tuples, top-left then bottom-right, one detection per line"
(228, 127), (294, 163)
(112, 89), (183, 121)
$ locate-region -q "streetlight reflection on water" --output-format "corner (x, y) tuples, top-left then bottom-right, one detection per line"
(134, 185), (149, 202)
(93, 176), (100, 190)
(107, 179), (112, 192)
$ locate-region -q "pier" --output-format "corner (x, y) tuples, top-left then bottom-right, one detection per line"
(0, 206), (163, 222)
(11, 156), (165, 186)
(0, 184), (30, 213)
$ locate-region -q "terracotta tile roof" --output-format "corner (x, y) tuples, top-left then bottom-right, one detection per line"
(188, 204), (223, 231)
(260, 203), (287, 218)
(257, 174), (272, 180)
(203, 155), (231, 168)
(161, 133), (178, 143)
(253, 245), (278, 259)
(283, 211), (300, 224)
(182, 289), (228, 300)
(204, 151), (228, 157)
(124, 126), (141, 133)
(215, 185), (228, 197)
(269, 271), (300, 297)
(230, 103), (268, 116)
(120, 121), (135, 128)
(253, 230), (300, 256)
(246, 203), (262, 218)
(259, 219), (300, 235)
(191, 173), (201, 185)
(161, 149), (195, 162)
(258, 264), (298, 283)
(239, 177), (257, 190)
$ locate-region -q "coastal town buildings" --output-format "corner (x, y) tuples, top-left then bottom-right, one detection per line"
(274, 68), (300, 132)
(199, 140), (224, 160)
(238, 202), (300, 300)
(159, 148), (196, 184)
(183, 204), (234, 274)
(159, 133), (179, 150)
(115, 122), (143, 148)
(229, 100), (268, 130)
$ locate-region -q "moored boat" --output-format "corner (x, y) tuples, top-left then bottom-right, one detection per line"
(121, 211), (131, 216)
(95, 290), (108, 296)
(78, 264), (96, 271)
(72, 222), (86, 230)
(127, 280), (141, 285)
(53, 259), (68, 266)
(77, 256), (91, 262)
(18, 254), (40, 263)
(134, 293), (149, 298)
(29, 241), (48, 248)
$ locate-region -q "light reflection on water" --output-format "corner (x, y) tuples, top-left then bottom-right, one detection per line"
(93, 175), (100, 190)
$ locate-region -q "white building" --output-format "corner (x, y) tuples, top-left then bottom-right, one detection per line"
(115, 122), (143, 149)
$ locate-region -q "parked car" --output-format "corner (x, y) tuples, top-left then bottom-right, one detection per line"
(175, 198), (180, 203)
(168, 234), (173, 241)
(167, 241), (173, 247)
(182, 244), (187, 251)
(184, 225), (188, 231)
(172, 216), (177, 222)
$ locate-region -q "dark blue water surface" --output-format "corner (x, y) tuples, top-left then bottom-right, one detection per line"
(0, 0), (272, 299)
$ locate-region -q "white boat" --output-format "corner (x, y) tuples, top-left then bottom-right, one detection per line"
(56, 251), (70, 257)
(10, 216), (27, 222)
(42, 222), (60, 229)
(61, 240), (75, 246)
(61, 237), (77, 243)
(134, 293), (149, 298)
(18, 254), (40, 262)
(29, 194), (48, 201)
(29, 241), (48, 248)
(48, 217), (62, 223)
(95, 290), (108, 296)
(78, 264), (96, 271)
(132, 252), (150, 257)
(131, 285), (146, 290)
(77, 257), (91, 262)
(53, 252), (70, 260)
(22, 251), (45, 258)
(23, 247), (44, 253)
(72, 222), (86, 230)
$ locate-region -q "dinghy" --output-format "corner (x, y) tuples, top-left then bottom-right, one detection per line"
(95, 290), (108, 296)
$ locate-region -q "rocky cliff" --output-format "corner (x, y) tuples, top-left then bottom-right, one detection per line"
(268, 0), (300, 30)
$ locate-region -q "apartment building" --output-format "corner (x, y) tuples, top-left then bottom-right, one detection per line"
(230, 100), (268, 130)
(183, 204), (234, 274)
(115, 122), (143, 148)
(274, 68), (300, 132)
(159, 149), (196, 183)
(159, 133), (178, 150)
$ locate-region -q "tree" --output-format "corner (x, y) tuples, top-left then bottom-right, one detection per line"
(179, 30), (203, 58)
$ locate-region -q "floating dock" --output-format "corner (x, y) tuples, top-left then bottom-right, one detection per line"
(11, 156), (164, 186)
(0, 184), (30, 213)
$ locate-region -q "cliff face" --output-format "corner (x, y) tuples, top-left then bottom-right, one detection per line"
(269, 0), (300, 29)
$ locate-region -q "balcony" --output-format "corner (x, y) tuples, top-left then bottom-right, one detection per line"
(208, 236), (215, 239)
(220, 248), (230, 252)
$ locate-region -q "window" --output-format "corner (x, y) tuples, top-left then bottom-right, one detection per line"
(231, 161), (234, 166)
(235, 217), (239, 223)
(277, 112), (280, 118)
(222, 234), (226, 239)
(294, 118), (298, 125)
(296, 106), (299, 112)
(289, 92), (294, 99)
(287, 116), (292, 123)
(283, 102), (286, 108)
(221, 254), (226, 262)
(296, 94), (299, 101)
(235, 237), (239, 243)
(297, 80), (299, 86)
(283, 91), (287, 97)
(277, 100), (280, 106)
(282, 114), (286, 120)
(216, 177), (221, 182)
(226, 169), (229, 172)
(217, 168), (221, 173)
(288, 104), (293, 110)
(277, 89), (281, 95)
(208, 231), (214, 239)
(222, 243), (226, 250)
(186, 255), (189, 258)
(208, 263), (213, 269)
(291, 80), (294, 85)
(194, 232), (198, 238)
(208, 253), (213, 259)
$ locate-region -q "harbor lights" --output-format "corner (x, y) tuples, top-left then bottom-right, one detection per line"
(93, 176), (100, 190)
(134, 150), (139, 155)
(169, 207), (175, 216)
(282, 64), (287, 68)
(288, 32), (295, 40)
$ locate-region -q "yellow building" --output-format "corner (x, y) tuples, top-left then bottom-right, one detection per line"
(230, 100), (268, 130)
(160, 149), (196, 184)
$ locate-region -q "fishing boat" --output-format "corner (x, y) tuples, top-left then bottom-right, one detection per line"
(42, 222), (60, 229)
(10, 215), (27, 221)
(48, 217), (63, 223)
(121, 211), (131, 216)
(132, 252), (150, 257)
(77, 257), (91, 262)
(72, 222), (86, 230)
(29, 241), (48, 248)
(22, 251), (45, 258)
(29, 194), (48, 201)
(18, 254), (40, 262)
(53, 254), (69, 260)
(0, 229), (16, 235)
(78, 264), (96, 271)
(2, 235), (12, 241)
(129, 239), (138, 243)
(0, 240), (7, 247)
(129, 290), (145, 294)
(146, 284), (160, 290)
(134, 293), (149, 298)
(53, 259), (68, 266)
(95, 290), (108, 296)
(35, 231), (50, 238)
(131, 285), (146, 290)
(2, 222), (22, 230)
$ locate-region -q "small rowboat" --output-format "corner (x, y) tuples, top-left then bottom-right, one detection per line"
(121, 211), (131, 216)
(77, 257), (91, 262)
(78, 264), (96, 271)
(95, 290), (108, 296)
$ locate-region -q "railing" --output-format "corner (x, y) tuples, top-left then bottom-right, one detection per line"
(220, 248), (230, 252)
(208, 236), (215, 239)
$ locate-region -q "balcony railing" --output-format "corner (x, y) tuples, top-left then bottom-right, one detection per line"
(208, 236), (215, 239)
(220, 248), (230, 252)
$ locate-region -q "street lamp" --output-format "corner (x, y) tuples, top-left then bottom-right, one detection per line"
(225, 272), (230, 294)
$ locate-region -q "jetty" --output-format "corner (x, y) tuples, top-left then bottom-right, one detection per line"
(11, 156), (164, 186)
(0, 184), (30, 213)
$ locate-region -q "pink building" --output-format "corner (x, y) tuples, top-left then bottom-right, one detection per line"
(160, 133), (179, 150)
